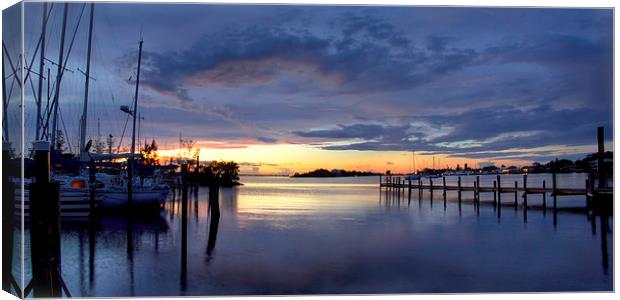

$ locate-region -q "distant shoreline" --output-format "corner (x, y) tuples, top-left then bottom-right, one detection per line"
(291, 169), (382, 178)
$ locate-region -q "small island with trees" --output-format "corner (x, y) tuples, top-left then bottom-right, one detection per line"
(291, 168), (382, 178)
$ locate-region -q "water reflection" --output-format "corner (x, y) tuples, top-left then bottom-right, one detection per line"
(206, 186), (221, 260)
(38, 175), (613, 296)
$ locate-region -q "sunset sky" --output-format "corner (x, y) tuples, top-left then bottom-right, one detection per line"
(7, 3), (613, 174)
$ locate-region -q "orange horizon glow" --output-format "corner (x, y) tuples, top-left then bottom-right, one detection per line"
(151, 141), (601, 175)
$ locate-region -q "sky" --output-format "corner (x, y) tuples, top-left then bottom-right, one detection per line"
(4, 2), (614, 174)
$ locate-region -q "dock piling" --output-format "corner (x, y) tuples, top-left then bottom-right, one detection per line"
(457, 176), (462, 203)
(542, 180), (547, 209)
(493, 181), (497, 205)
(552, 173), (557, 210)
(497, 175), (502, 205)
(180, 164), (189, 290)
(88, 159), (96, 216)
(29, 141), (64, 297)
(514, 181), (518, 208)
(597, 127), (607, 189)
(523, 174), (528, 222)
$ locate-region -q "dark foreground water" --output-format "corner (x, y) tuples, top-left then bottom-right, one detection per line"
(18, 174), (613, 296)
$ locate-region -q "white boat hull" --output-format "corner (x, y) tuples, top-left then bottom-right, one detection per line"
(99, 189), (166, 208)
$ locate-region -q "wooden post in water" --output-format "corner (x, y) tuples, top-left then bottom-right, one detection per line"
(542, 180), (547, 209)
(476, 176), (480, 201)
(552, 173), (557, 210)
(429, 178), (433, 194)
(429, 178), (434, 204)
(180, 164), (188, 290)
(408, 177), (412, 191)
(442, 176), (447, 196)
(473, 181), (477, 203)
(597, 126), (606, 189)
(585, 178), (591, 212)
(30, 141), (63, 297)
(207, 177), (221, 257)
(88, 159), (96, 216)
(442, 177), (447, 209)
(496, 175), (501, 207)
(514, 181), (518, 208)
(457, 176), (462, 203)
(523, 174), (528, 222)
(493, 181), (497, 205)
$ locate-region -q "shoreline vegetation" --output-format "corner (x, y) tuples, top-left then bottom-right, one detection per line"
(291, 168), (382, 178)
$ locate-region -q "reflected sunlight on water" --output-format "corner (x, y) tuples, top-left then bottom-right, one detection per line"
(18, 174), (612, 296)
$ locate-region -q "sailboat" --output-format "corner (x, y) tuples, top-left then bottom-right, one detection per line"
(15, 3), (105, 218)
(407, 151), (422, 180)
(93, 37), (169, 209)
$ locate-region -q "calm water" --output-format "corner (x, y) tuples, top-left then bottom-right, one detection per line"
(19, 174), (613, 296)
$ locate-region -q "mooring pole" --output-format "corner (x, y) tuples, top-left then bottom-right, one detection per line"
(514, 181), (518, 209)
(457, 176), (462, 203)
(180, 164), (188, 290)
(207, 176), (221, 257)
(552, 173), (557, 210)
(542, 180), (547, 209)
(597, 126), (606, 189)
(474, 181), (478, 205)
(493, 181), (497, 206)
(442, 176), (447, 197)
(89, 159), (96, 215)
(30, 141), (63, 297)
(523, 174), (528, 223)
(496, 175), (501, 206)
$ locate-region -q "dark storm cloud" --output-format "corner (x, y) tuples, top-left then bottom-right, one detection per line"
(307, 105), (611, 156)
(120, 14), (482, 101)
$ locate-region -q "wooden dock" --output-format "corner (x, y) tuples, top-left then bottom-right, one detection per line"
(379, 173), (612, 213)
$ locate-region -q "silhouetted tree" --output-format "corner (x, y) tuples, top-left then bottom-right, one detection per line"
(140, 139), (159, 165)
(203, 160), (240, 187)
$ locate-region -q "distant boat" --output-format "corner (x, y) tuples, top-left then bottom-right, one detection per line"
(407, 174), (422, 181)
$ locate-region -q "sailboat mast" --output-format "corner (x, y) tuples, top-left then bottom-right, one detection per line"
(130, 39), (143, 157)
(79, 3), (95, 158)
(51, 3), (69, 149)
(35, 2), (48, 140)
(2, 47), (7, 141)
(127, 38), (143, 207)
(412, 151), (416, 174)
